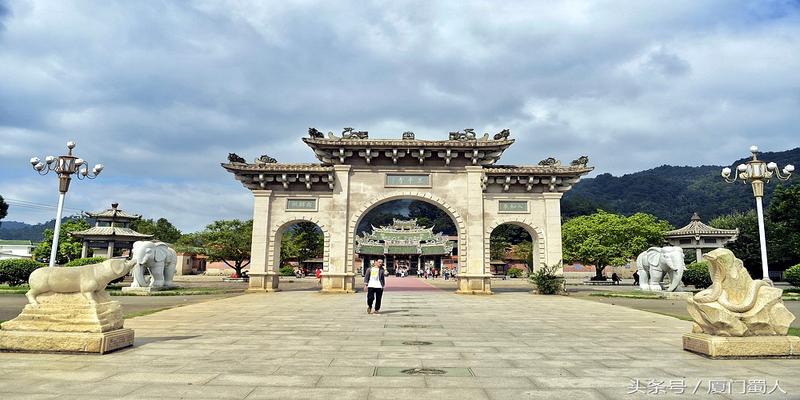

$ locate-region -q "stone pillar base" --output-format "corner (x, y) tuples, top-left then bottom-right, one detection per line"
(121, 286), (177, 295)
(321, 273), (357, 294)
(683, 333), (800, 358)
(0, 328), (134, 354)
(247, 272), (280, 292)
(456, 274), (493, 295)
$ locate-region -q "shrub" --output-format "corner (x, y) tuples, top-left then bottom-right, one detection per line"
(65, 257), (107, 267)
(279, 265), (295, 276)
(0, 259), (45, 286)
(683, 261), (712, 289)
(529, 262), (565, 295)
(507, 267), (525, 278)
(785, 264), (800, 288)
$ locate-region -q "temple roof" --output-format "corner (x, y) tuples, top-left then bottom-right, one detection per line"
(665, 213), (739, 238)
(84, 203), (142, 221)
(70, 226), (153, 240)
(222, 131), (593, 193)
(356, 219), (454, 256)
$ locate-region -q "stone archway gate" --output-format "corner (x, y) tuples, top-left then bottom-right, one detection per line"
(223, 129), (592, 294)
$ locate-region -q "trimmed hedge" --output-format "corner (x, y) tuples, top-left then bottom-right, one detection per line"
(507, 267), (525, 278)
(683, 261), (712, 289)
(785, 264), (800, 288)
(65, 256), (107, 267)
(0, 259), (45, 286)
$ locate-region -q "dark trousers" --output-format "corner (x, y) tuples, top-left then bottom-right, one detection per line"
(367, 287), (383, 311)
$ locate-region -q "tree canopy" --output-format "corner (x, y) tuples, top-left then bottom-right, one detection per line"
(177, 219), (252, 276)
(0, 195), (8, 226)
(562, 211), (673, 280)
(710, 182), (800, 277)
(130, 217), (182, 243)
(279, 222), (324, 266)
(32, 218), (91, 264)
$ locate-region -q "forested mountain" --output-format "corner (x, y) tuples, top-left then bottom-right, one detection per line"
(563, 147), (800, 226)
(0, 219), (59, 241)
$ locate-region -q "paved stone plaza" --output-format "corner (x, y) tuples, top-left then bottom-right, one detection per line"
(0, 279), (798, 399)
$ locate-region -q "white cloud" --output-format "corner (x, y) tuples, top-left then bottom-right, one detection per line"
(1, 0), (799, 230)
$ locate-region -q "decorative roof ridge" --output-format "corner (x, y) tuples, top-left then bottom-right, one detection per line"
(221, 162), (333, 171)
(303, 137), (515, 147)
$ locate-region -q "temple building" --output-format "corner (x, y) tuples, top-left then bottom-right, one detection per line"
(356, 219), (455, 274)
(665, 212), (739, 262)
(71, 203), (152, 258)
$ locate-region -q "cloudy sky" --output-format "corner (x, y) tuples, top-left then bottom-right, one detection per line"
(1, 0), (799, 231)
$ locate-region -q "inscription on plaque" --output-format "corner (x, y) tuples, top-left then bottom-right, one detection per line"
(386, 174), (431, 187)
(287, 199), (317, 211)
(499, 200), (528, 213)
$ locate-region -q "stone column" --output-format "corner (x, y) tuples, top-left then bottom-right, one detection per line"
(106, 241), (115, 259)
(542, 192), (564, 269)
(322, 165), (355, 293)
(247, 190), (278, 292)
(81, 242), (88, 259)
(696, 248), (703, 263)
(457, 166), (492, 294)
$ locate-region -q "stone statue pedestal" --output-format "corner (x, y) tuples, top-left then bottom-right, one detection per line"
(0, 292), (134, 354)
(121, 285), (176, 295)
(683, 332), (800, 358)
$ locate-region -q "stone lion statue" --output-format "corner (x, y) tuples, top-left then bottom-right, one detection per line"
(687, 248), (795, 336)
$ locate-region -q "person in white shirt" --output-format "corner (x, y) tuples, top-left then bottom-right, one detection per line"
(364, 259), (386, 315)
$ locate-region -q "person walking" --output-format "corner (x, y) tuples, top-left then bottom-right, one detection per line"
(364, 259), (386, 315)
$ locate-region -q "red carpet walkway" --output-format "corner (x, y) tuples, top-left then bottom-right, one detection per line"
(383, 276), (442, 291)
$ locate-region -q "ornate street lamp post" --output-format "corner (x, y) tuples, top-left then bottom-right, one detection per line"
(721, 146), (793, 284)
(30, 141), (104, 267)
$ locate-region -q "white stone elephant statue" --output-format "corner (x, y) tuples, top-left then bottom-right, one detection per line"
(130, 241), (178, 288)
(636, 246), (685, 292)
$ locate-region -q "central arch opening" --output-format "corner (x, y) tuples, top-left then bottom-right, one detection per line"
(355, 199), (459, 284)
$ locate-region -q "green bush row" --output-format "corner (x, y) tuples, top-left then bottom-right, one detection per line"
(785, 264), (800, 288)
(0, 259), (45, 286)
(65, 257), (107, 267)
(682, 261), (712, 289)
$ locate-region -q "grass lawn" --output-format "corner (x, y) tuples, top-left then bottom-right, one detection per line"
(0, 284), (29, 295)
(588, 291), (662, 299)
(107, 287), (244, 296)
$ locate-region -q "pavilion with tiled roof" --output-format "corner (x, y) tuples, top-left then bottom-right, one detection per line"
(71, 203), (152, 258)
(665, 212), (739, 262)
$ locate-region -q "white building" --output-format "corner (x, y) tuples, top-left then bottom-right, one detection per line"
(0, 240), (35, 260)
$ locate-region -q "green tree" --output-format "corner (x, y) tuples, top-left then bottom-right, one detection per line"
(710, 211), (763, 277)
(131, 217), (182, 243)
(280, 222), (323, 265)
(32, 218), (91, 264)
(187, 219), (252, 277)
(0, 195), (8, 226)
(766, 183), (800, 271)
(562, 211), (672, 280)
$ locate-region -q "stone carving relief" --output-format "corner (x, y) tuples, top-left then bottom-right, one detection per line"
(538, 157), (560, 166)
(255, 154), (277, 164)
(227, 153), (246, 163)
(687, 248), (795, 336)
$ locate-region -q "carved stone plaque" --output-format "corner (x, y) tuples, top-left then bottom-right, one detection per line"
(287, 199), (317, 211)
(385, 174), (431, 187)
(499, 200), (528, 213)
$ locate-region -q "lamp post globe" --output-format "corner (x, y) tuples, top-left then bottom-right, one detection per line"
(29, 141), (103, 267)
(721, 145), (794, 284)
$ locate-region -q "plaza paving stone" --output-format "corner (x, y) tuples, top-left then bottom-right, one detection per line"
(0, 281), (798, 399)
